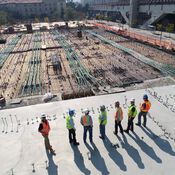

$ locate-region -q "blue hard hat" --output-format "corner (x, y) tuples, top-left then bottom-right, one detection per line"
(143, 94), (148, 100)
(69, 109), (75, 116)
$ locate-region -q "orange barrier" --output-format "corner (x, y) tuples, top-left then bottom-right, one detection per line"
(92, 22), (175, 51)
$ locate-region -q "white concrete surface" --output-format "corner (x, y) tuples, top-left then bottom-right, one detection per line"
(0, 85), (175, 175)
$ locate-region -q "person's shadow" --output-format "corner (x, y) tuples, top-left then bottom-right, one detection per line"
(117, 135), (145, 169)
(128, 132), (162, 163)
(102, 137), (127, 171)
(71, 145), (91, 175)
(141, 126), (175, 156)
(46, 150), (58, 175)
(85, 142), (110, 175)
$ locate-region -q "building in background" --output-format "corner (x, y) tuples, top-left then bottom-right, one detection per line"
(81, 0), (175, 29)
(0, 0), (65, 20)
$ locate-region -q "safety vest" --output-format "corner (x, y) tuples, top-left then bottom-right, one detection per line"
(81, 115), (92, 126)
(66, 115), (73, 129)
(128, 105), (137, 118)
(40, 121), (50, 136)
(140, 100), (151, 112)
(99, 111), (107, 125)
(115, 107), (123, 121)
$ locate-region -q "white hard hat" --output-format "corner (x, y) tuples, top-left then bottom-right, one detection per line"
(41, 113), (46, 119)
(83, 108), (90, 114)
(130, 98), (135, 103)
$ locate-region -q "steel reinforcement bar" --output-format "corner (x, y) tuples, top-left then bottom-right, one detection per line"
(86, 30), (175, 77)
(0, 34), (21, 68)
(21, 32), (42, 96)
(51, 30), (100, 90)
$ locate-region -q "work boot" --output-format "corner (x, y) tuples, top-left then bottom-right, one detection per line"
(99, 136), (105, 140)
(50, 149), (56, 155)
(69, 139), (73, 144)
(73, 142), (80, 146)
(124, 130), (129, 134)
(142, 123), (146, 127)
(135, 123), (141, 126)
(113, 131), (117, 136)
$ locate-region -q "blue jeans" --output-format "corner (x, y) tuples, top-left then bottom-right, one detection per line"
(83, 126), (93, 142)
(138, 111), (147, 126)
(99, 124), (106, 138)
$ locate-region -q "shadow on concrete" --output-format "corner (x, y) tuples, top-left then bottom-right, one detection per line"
(71, 144), (91, 175)
(128, 132), (162, 163)
(117, 135), (145, 169)
(102, 137), (127, 171)
(46, 150), (58, 175)
(141, 126), (175, 156)
(85, 142), (109, 175)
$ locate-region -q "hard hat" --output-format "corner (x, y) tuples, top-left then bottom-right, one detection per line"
(68, 109), (75, 116)
(143, 94), (148, 100)
(100, 105), (106, 111)
(83, 108), (90, 115)
(41, 113), (46, 119)
(130, 98), (135, 103)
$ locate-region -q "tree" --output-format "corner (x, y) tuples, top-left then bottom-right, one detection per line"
(166, 24), (174, 33)
(64, 7), (75, 21)
(0, 11), (8, 25)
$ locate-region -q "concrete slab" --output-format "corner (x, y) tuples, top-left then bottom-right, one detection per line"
(0, 85), (175, 175)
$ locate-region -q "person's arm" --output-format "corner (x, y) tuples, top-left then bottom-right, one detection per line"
(80, 116), (83, 125)
(131, 107), (136, 115)
(70, 118), (75, 129)
(121, 109), (124, 121)
(47, 121), (51, 131)
(90, 116), (93, 126)
(38, 123), (43, 132)
(140, 103), (146, 111)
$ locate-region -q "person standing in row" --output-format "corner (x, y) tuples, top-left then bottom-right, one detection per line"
(66, 109), (79, 146)
(113, 101), (124, 135)
(38, 114), (55, 154)
(124, 99), (137, 133)
(99, 105), (107, 139)
(136, 94), (151, 127)
(80, 109), (93, 143)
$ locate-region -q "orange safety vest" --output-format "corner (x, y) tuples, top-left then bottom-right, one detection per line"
(82, 115), (91, 126)
(115, 107), (123, 121)
(140, 100), (151, 112)
(40, 121), (50, 136)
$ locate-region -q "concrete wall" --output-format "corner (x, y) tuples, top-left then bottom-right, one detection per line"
(85, 0), (175, 26)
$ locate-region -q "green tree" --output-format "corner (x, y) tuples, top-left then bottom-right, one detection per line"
(166, 24), (174, 33)
(64, 7), (75, 21)
(0, 11), (8, 25)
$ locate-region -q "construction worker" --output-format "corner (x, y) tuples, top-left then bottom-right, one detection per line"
(38, 114), (55, 154)
(136, 94), (151, 127)
(98, 105), (107, 139)
(124, 98), (137, 133)
(80, 109), (93, 143)
(113, 101), (124, 135)
(66, 109), (79, 146)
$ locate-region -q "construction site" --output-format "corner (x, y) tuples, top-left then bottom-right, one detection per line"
(0, 21), (175, 103)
